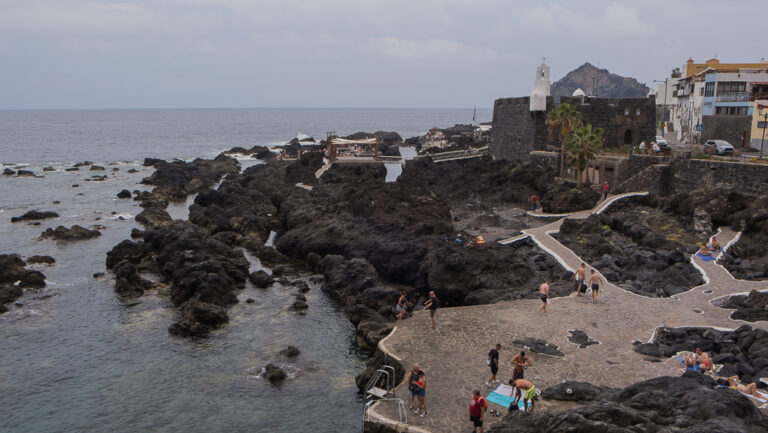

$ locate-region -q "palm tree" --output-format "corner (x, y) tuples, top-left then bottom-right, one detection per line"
(545, 103), (582, 177)
(564, 124), (603, 187)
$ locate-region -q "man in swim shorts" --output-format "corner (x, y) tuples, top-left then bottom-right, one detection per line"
(537, 281), (549, 313)
(509, 351), (531, 399)
(486, 343), (501, 387)
(510, 378), (537, 412)
(588, 270), (602, 304)
(574, 263), (586, 296)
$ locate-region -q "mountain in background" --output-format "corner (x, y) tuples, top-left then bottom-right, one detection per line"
(551, 63), (650, 98)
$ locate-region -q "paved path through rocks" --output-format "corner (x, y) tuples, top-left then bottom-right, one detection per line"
(370, 193), (768, 433)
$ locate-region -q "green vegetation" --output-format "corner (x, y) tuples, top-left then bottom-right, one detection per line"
(564, 124), (604, 187)
(546, 103), (582, 177)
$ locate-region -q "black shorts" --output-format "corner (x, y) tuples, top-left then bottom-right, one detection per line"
(470, 416), (483, 427)
(490, 365), (498, 375)
(429, 309), (436, 317)
(539, 293), (547, 303)
(591, 284), (599, 292)
(513, 368), (524, 380)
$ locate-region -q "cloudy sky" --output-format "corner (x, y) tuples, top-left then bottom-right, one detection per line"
(0, 0), (765, 109)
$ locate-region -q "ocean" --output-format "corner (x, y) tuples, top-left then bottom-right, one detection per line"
(0, 108), (491, 433)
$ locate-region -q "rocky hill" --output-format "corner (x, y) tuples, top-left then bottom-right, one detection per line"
(551, 63), (649, 98)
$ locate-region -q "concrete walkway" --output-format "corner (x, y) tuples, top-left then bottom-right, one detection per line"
(372, 193), (768, 433)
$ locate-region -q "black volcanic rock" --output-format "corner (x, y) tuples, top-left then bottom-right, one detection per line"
(11, 210), (59, 222)
(717, 290), (768, 322)
(489, 374), (768, 432)
(0, 254), (47, 312)
(41, 225), (101, 241)
(551, 62), (650, 98)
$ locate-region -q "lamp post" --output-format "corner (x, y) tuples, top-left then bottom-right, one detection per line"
(760, 112), (768, 159)
(653, 79), (668, 132)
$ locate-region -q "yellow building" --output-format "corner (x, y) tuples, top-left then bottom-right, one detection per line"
(684, 58), (768, 78)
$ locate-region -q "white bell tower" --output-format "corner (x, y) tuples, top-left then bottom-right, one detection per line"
(530, 60), (550, 111)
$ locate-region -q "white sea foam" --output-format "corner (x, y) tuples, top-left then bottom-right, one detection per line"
(109, 213), (133, 220)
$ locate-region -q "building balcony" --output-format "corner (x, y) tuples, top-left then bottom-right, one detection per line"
(716, 92), (749, 102)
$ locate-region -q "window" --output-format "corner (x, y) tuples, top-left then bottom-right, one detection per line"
(716, 82), (746, 95)
(624, 108), (630, 116)
(704, 82), (715, 97)
(715, 106), (749, 115)
(635, 108), (641, 116)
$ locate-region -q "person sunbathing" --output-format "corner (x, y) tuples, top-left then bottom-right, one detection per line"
(728, 375), (761, 398)
(698, 243), (711, 256)
(710, 237), (722, 252)
(695, 348), (713, 372)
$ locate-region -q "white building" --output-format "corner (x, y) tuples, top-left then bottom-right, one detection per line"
(530, 62), (550, 111)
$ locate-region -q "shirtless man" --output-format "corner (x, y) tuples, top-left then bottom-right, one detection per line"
(510, 379), (537, 412)
(695, 348), (713, 372)
(588, 270), (602, 304)
(509, 351), (532, 399)
(574, 263), (586, 296)
(537, 281), (550, 313)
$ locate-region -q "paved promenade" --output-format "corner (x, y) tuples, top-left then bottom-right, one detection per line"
(370, 193), (768, 433)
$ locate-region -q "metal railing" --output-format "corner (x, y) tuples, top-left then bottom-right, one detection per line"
(716, 92), (749, 102)
(362, 398), (408, 432)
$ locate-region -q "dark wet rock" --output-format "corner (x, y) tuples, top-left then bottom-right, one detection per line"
(279, 345), (300, 358)
(85, 175), (107, 181)
(248, 270), (274, 288)
(542, 381), (614, 402)
(294, 281), (310, 293)
(64, 167), (79, 172)
(42, 166), (55, 172)
(567, 329), (599, 348)
(11, 210), (59, 222)
(72, 184), (80, 188)
(245, 298), (255, 304)
(127, 168), (139, 173)
(73, 161), (92, 167)
(225, 145), (274, 160)
(16, 170), (35, 177)
(140, 154), (239, 203)
(93, 272), (105, 278)
(0, 254), (47, 311)
(716, 290), (768, 322)
(143, 157), (165, 167)
(489, 374), (768, 433)
(130, 228), (145, 239)
(169, 303), (229, 338)
(90, 165), (105, 171)
(262, 363), (287, 384)
(541, 181), (600, 213)
(3, 168), (15, 175)
(290, 299), (308, 311)
(513, 337), (564, 356)
(555, 212), (704, 297)
(41, 225), (101, 241)
(135, 208), (172, 227)
(106, 221), (249, 337)
(637, 325), (768, 384)
(26, 255), (55, 265)
(116, 189), (132, 199)
(341, 131), (402, 156)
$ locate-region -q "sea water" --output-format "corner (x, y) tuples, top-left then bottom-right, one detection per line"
(0, 108), (490, 433)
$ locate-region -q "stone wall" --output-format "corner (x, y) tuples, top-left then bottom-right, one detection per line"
(702, 115), (752, 149)
(528, 151), (559, 170)
(492, 96), (656, 161)
(491, 97), (551, 161)
(617, 157), (768, 197)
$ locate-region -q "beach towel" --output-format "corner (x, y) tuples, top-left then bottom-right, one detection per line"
(742, 390), (768, 403)
(677, 356), (700, 372)
(695, 253), (717, 261)
(486, 384), (529, 411)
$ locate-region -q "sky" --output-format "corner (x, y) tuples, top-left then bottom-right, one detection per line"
(0, 0), (765, 110)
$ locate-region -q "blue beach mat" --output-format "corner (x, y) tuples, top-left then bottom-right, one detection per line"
(695, 253), (717, 261)
(487, 391), (526, 410)
(677, 356), (701, 372)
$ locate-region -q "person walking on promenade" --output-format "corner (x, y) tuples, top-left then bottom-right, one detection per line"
(469, 389), (487, 433)
(574, 263), (587, 296)
(396, 291), (407, 320)
(510, 378), (537, 412)
(486, 343), (501, 387)
(408, 364), (423, 410)
(589, 270), (602, 303)
(424, 290), (440, 329)
(414, 370), (428, 417)
(537, 281), (550, 313)
(602, 181), (610, 200)
(509, 351), (532, 399)
(530, 194), (539, 213)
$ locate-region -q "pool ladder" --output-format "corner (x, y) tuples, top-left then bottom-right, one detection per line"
(361, 365), (407, 431)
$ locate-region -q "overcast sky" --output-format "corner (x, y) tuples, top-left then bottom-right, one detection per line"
(0, 0), (765, 109)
